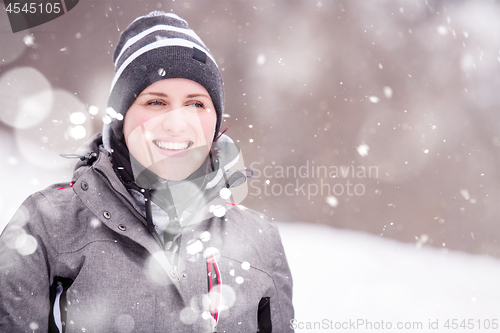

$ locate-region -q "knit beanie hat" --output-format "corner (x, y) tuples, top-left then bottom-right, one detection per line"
(102, 11), (224, 151)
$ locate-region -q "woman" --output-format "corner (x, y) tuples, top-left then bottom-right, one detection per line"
(0, 11), (294, 333)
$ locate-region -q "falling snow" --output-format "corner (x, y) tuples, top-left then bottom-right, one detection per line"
(325, 195), (339, 208)
(210, 205), (226, 218)
(186, 239), (203, 255)
(383, 86), (393, 99)
(356, 143), (370, 157)
(0, 3), (499, 330)
(219, 188), (231, 200)
(256, 54), (266, 65)
(199, 231), (211, 242)
(69, 112), (87, 125)
(23, 35), (36, 48)
(460, 189), (471, 201)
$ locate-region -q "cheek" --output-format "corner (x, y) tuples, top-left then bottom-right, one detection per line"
(199, 111), (217, 140)
(123, 111), (150, 143)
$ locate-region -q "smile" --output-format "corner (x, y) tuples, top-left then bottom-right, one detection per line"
(153, 140), (193, 150)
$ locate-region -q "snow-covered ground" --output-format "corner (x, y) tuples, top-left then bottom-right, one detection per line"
(278, 222), (500, 332)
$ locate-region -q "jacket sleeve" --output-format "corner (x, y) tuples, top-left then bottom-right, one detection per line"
(267, 222), (295, 333)
(0, 194), (53, 332)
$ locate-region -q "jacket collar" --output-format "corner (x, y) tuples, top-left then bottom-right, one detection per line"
(72, 133), (248, 230)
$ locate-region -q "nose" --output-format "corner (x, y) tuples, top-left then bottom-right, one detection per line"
(161, 107), (188, 134)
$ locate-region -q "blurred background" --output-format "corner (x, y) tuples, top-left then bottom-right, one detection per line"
(1, 0), (499, 256)
(1, 1), (500, 330)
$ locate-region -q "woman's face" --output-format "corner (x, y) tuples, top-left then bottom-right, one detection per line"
(123, 78), (217, 181)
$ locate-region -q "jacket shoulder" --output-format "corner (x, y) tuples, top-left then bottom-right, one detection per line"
(10, 183), (77, 225)
(225, 206), (278, 231)
(2, 182), (91, 256)
(37, 182), (83, 217)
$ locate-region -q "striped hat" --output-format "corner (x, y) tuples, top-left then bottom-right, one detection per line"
(103, 11), (224, 150)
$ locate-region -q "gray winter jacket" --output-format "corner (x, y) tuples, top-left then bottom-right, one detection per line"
(0, 135), (294, 332)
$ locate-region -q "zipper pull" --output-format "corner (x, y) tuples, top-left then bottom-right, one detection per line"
(211, 317), (218, 333)
(170, 266), (180, 281)
(59, 152), (97, 165)
(59, 153), (86, 161)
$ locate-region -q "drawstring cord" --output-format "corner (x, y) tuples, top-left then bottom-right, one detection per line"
(143, 189), (155, 233)
(207, 253), (221, 332)
(59, 153), (97, 165)
(208, 150), (231, 191)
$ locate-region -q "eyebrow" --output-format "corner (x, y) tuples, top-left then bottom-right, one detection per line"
(138, 92), (210, 99)
(186, 93), (210, 98)
(139, 92), (168, 97)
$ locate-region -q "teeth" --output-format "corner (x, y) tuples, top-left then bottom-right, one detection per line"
(154, 141), (190, 150)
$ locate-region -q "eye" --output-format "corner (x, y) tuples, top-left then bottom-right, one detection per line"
(147, 99), (165, 106)
(188, 101), (205, 108)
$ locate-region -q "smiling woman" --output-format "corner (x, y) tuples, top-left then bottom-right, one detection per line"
(0, 11), (294, 333)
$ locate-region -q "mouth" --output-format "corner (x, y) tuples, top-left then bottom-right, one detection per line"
(153, 140), (194, 150)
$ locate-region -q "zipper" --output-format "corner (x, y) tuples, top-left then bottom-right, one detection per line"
(207, 254), (221, 332)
